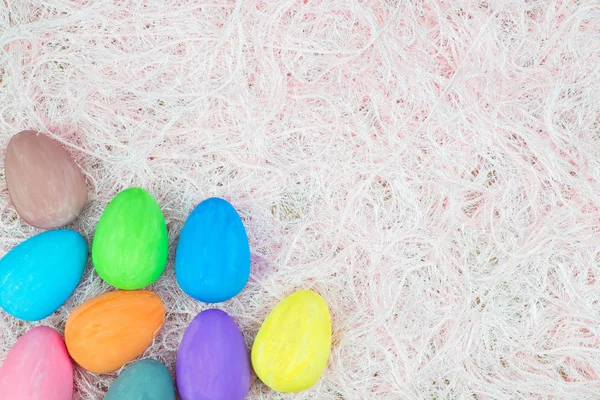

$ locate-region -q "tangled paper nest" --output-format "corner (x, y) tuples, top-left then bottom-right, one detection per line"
(1, 1), (600, 399)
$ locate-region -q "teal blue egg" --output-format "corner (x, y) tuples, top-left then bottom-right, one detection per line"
(104, 359), (175, 400)
(0, 229), (88, 321)
(175, 198), (251, 303)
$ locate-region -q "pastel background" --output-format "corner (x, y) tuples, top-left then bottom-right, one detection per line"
(1, 0), (599, 399)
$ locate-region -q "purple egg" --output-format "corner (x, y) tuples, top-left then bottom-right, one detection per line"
(176, 309), (251, 400)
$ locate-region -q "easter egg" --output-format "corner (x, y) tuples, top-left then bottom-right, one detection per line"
(0, 326), (73, 400)
(175, 197), (250, 303)
(251, 290), (331, 392)
(104, 359), (176, 400)
(0, 229), (88, 321)
(92, 187), (168, 290)
(177, 309), (250, 400)
(65, 290), (165, 374)
(5, 130), (87, 229)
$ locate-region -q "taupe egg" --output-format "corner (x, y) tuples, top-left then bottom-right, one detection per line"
(4, 130), (87, 228)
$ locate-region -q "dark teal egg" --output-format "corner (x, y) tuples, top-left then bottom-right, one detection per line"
(175, 198), (250, 303)
(104, 359), (175, 400)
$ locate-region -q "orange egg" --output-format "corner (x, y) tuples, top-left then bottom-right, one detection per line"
(65, 290), (165, 374)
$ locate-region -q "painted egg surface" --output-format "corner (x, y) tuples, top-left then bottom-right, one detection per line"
(0, 229), (88, 321)
(92, 187), (168, 290)
(65, 290), (165, 374)
(104, 359), (175, 400)
(0, 326), (73, 400)
(177, 309), (250, 400)
(175, 197), (250, 303)
(251, 290), (332, 393)
(5, 130), (87, 229)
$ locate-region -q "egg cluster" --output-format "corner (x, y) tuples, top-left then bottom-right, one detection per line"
(0, 130), (332, 400)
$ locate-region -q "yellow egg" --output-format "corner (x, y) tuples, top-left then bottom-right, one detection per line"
(251, 290), (331, 392)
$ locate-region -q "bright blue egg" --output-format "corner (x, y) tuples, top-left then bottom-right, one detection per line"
(104, 359), (175, 400)
(0, 229), (88, 321)
(175, 198), (250, 303)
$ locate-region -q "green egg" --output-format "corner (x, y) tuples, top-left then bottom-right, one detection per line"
(92, 188), (168, 290)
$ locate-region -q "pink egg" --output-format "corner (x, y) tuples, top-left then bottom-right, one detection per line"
(0, 326), (73, 400)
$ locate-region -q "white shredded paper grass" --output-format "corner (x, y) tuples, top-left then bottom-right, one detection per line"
(1, 0), (600, 399)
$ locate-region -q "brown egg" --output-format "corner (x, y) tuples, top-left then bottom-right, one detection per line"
(5, 130), (87, 228)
